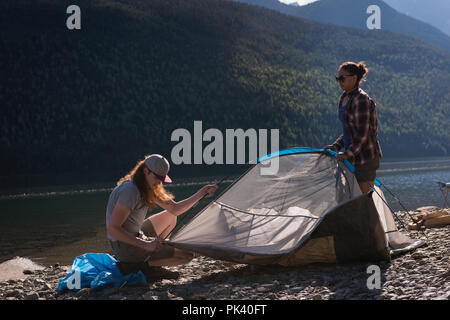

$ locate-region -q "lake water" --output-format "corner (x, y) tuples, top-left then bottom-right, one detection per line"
(0, 157), (449, 266)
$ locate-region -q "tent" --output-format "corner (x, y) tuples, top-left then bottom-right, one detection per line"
(168, 148), (425, 266)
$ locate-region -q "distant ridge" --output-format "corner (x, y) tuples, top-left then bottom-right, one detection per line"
(383, 0), (450, 37)
(238, 0), (450, 52)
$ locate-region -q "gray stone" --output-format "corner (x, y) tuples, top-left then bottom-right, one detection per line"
(401, 260), (416, 268)
(411, 253), (426, 260)
(5, 289), (23, 298)
(25, 292), (40, 300)
(142, 293), (159, 300)
(39, 283), (53, 291)
(76, 288), (90, 297)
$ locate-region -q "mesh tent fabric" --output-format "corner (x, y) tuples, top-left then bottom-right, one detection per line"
(168, 150), (425, 262)
(371, 185), (426, 255)
(169, 153), (361, 255)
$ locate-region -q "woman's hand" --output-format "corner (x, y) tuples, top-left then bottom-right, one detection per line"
(323, 145), (337, 152)
(336, 152), (350, 161)
(141, 237), (164, 252)
(155, 184), (219, 216)
(201, 184), (219, 198)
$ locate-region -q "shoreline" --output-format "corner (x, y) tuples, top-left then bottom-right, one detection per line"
(0, 210), (448, 300)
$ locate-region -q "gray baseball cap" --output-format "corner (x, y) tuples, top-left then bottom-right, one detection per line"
(144, 154), (172, 183)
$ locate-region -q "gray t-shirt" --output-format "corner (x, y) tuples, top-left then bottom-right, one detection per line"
(105, 180), (148, 241)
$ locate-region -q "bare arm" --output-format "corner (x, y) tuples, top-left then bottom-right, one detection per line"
(155, 184), (218, 216)
(107, 203), (162, 251)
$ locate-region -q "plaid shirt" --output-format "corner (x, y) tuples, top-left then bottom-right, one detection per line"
(332, 87), (382, 165)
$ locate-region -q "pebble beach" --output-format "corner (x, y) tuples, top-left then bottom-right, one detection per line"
(0, 210), (448, 301)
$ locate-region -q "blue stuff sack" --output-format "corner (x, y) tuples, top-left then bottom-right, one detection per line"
(58, 253), (146, 292)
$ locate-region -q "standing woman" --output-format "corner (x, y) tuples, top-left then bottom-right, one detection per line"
(324, 61), (382, 193)
(106, 154), (218, 278)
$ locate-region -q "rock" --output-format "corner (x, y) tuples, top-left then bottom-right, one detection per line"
(25, 292), (40, 300)
(189, 293), (208, 300)
(422, 292), (436, 298)
(76, 288), (91, 297)
(142, 293), (159, 300)
(167, 291), (184, 300)
(411, 252), (426, 259)
(5, 289), (23, 298)
(39, 283), (53, 291)
(23, 270), (34, 275)
(435, 292), (450, 300)
(416, 206), (439, 212)
(400, 260), (416, 268)
(256, 286), (270, 293)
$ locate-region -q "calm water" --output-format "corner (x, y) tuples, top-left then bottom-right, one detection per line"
(0, 157), (449, 265)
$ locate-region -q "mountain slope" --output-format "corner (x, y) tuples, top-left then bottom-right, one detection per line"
(383, 0), (450, 37)
(238, 0), (450, 52)
(0, 0), (449, 176)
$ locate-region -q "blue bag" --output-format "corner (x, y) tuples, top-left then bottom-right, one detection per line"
(58, 253), (147, 292)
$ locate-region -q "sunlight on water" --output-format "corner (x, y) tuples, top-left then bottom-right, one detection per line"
(377, 157), (450, 211)
(0, 177), (236, 201)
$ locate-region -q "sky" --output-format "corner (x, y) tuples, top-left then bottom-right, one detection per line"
(279, 0), (319, 6)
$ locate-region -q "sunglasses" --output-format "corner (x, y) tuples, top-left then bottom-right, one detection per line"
(335, 74), (354, 82)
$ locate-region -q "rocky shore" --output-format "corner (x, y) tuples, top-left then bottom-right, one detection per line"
(0, 210), (449, 301)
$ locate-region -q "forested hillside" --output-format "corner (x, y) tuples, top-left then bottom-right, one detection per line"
(0, 0), (449, 176)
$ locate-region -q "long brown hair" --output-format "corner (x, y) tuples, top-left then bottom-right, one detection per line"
(117, 157), (174, 209)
